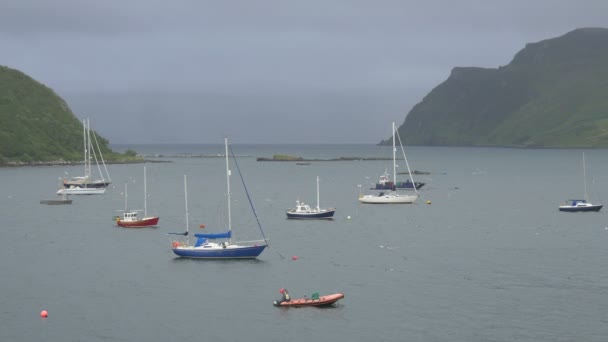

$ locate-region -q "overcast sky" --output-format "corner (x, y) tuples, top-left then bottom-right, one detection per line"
(2, 0), (607, 144)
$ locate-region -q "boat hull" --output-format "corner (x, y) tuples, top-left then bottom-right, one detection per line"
(274, 293), (344, 307)
(172, 244), (267, 259)
(559, 205), (603, 212)
(286, 209), (335, 219)
(57, 187), (106, 195)
(40, 199), (73, 205)
(63, 180), (110, 189)
(359, 193), (418, 204)
(117, 216), (160, 227)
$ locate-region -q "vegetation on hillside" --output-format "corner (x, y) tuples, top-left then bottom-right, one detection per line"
(0, 65), (139, 164)
(386, 28), (608, 148)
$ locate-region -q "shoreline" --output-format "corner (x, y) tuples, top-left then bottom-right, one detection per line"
(0, 159), (171, 168)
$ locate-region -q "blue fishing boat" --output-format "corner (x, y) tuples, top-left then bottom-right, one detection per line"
(370, 169), (425, 190)
(169, 138), (268, 259)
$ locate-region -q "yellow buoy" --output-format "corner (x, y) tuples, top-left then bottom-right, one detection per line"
(426, 200), (432, 205)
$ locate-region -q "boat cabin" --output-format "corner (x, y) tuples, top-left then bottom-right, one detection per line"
(121, 211), (141, 222)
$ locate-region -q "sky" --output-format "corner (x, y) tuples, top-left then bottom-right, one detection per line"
(2, 0), (607, 144)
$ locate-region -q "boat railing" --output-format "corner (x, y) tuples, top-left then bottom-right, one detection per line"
(234, 239), (268, 245)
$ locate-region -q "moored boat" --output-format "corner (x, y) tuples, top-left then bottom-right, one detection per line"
(286, 176), (336, 219)
(58, 186), (106, 195)
(359, 122), (419, 204)
(558, 153), (602, 212)
(62, 118), (111, 191)
(558, 199), (602, 212)
(169, 138), (268, 259)
(371, 169), (425, 190)
(115, 166), (160, 228)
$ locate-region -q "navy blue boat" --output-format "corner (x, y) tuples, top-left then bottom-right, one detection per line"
(371, 170), (424, 190)
(286, 177), (336, 219)
(286, 200), (336, 219)
(558, 199), (603, 212)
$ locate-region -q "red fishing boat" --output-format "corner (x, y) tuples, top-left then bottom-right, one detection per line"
(115, 166), (160, 228)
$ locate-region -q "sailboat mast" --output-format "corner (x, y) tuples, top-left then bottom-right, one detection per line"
(82, 118), (88, 179)
(144, 166), (147, 217)
(316, 176), (320, 210)
(392, 122), (397, 185)
(583, 152), (588, 202)
(86, 118), (92, 181)
(124, 183), (128, 212)
(184, 174), (189, 243)
(225, 138), (232, 236)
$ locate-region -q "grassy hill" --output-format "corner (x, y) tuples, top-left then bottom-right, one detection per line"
(0, 65), (136, 164)
(388, 28), (608, 148)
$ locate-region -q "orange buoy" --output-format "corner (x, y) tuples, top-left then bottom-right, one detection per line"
(172, 241), (179, 248)
(199, 224), (205, 228)
(40, 310), (48, 318)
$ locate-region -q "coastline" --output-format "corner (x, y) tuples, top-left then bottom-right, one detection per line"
(0, 159), (171, 168)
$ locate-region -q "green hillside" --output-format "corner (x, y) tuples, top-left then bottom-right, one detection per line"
(0, 65), (133, 164)
(389, 28), (608, 148)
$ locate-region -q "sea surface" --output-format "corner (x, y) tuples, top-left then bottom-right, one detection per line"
(1, 144), (607, 342)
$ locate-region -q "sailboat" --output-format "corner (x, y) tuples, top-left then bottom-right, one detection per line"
(286, 176), (336, 219)
(559, 152), (603, 212)
(170, 138), (268, 259)
(59, 118), (111, 195)
(115, 166), (160, 227)
(359, 122), (418, 204)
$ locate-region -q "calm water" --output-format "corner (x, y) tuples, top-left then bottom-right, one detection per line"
(1, 145), (607, 342)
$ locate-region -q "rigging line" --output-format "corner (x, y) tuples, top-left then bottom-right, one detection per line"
(88, 128), (104, 183)
(228, 143), (269, 246)
(90, 124), (112, 182)
(394, 128), (419, 194)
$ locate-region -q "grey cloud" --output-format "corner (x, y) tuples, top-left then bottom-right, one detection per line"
(2, 0), (607, 143)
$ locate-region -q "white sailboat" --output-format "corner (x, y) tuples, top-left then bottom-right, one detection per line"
(359, 122), (418, 204)
(59, 118), (111, 195)
(559, 152), (603, 212)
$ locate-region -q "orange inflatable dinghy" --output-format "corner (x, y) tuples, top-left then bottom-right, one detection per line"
(273, 293), (344, 307)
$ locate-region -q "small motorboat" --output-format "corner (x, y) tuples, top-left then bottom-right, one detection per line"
(273, 293), (344, 307)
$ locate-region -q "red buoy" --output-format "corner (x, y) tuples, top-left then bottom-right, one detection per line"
(199, 224), (205, 228)
(40, 310), (48, 318)
(292, 255), (298, 261)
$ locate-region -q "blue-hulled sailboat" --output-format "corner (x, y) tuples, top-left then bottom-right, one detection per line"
(169, 138), (268, 259)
